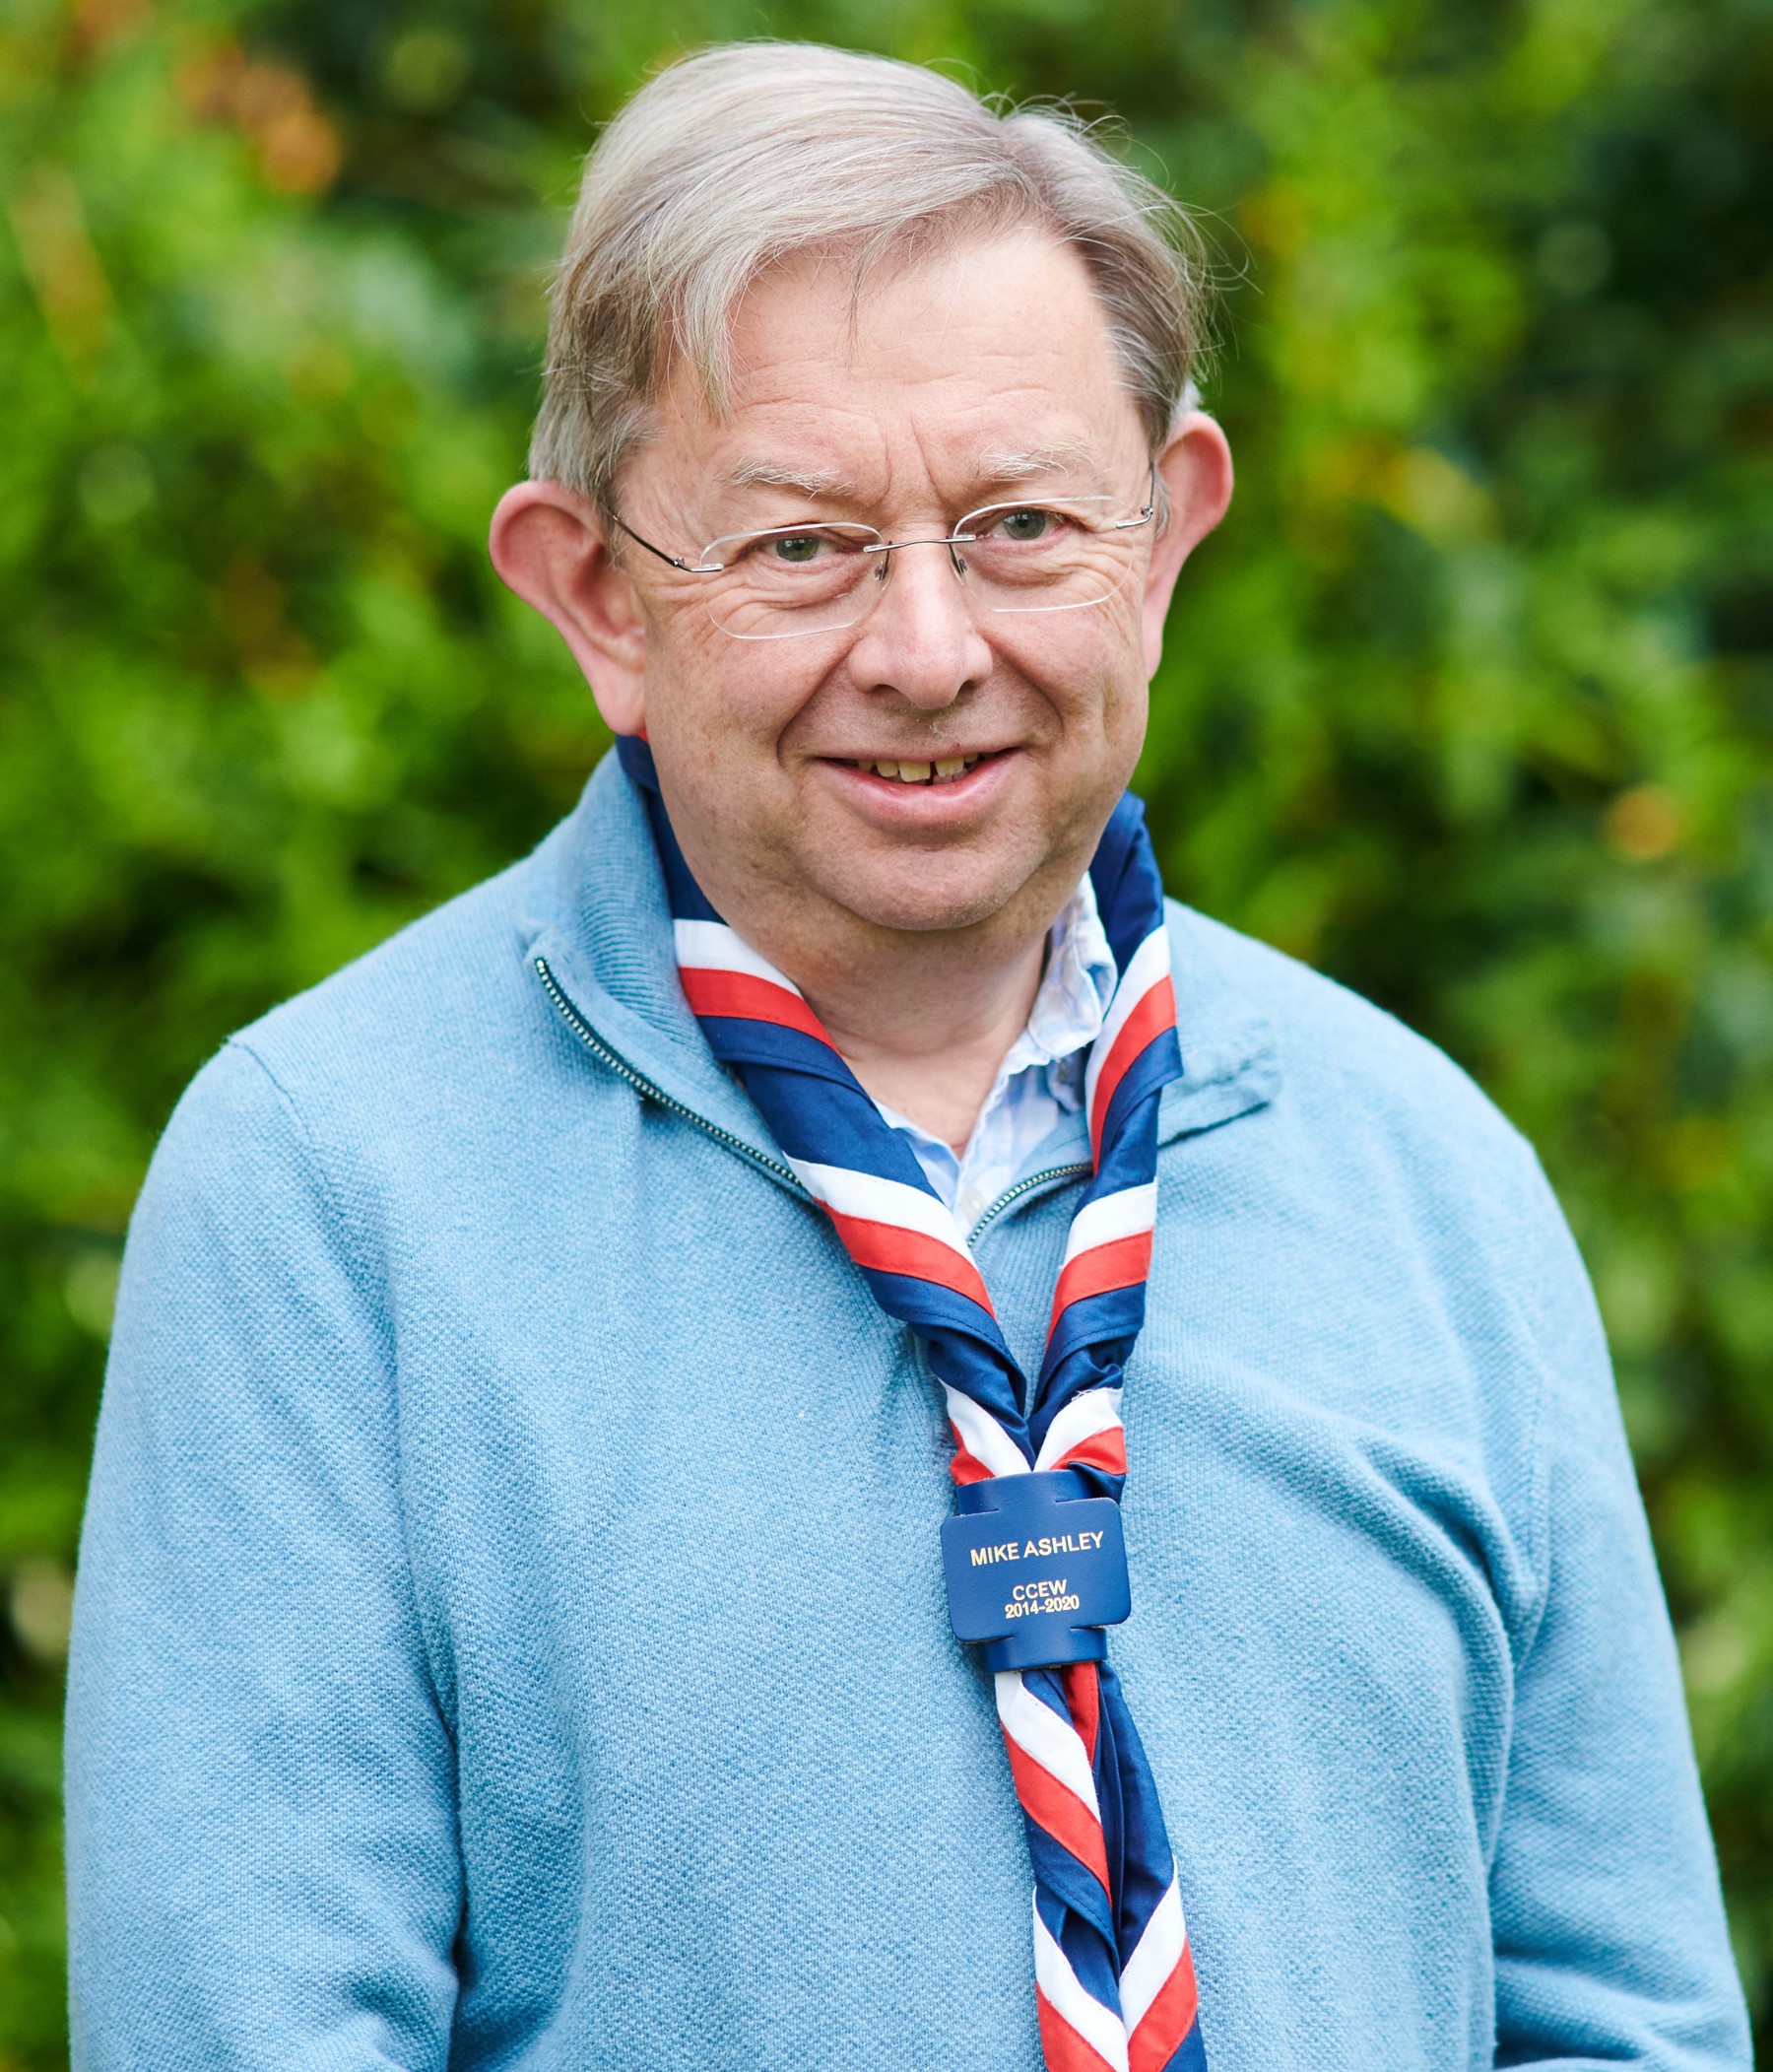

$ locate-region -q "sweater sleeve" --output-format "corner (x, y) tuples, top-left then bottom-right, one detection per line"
(1488, 1153), (1749, 2070)
(65, 1039), (461, 2071)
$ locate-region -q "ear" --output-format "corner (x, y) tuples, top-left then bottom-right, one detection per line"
(488, 481), (648, 736)
(1141, 411), (1234, 680)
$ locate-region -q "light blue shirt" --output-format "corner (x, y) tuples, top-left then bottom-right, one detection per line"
(64, 753), (1749, 2072)
(877, 874), (1116, 1229)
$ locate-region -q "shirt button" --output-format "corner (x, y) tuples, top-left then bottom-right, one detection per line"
(958, 1186), (987, 1226)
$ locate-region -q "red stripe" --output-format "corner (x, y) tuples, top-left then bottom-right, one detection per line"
(948, 1426), (996, 1486)
(826, 1212), (996, 1314)
(1128, 1945), (1200, 2072)
(1089, 978), (1175, 1162)
(1048, 1231), (1153, 1335)
(1002, 1730), (1110, 1894)
(1062, 1661), (1100, 1765)
(680, 968), (832, 1044)
(1035, 1988), (1123, 2072)
(1051, 1428), (1129, 1477)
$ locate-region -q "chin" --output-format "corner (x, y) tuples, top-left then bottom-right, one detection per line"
(814, 852), (1044, 938)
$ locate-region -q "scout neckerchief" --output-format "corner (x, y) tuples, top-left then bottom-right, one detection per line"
(619, 734), (1207, 2072)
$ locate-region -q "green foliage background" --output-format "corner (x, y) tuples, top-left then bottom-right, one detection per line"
(2, 0), (1771, 2057)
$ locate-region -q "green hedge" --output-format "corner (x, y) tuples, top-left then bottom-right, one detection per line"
(3, 0), (1770, 2058)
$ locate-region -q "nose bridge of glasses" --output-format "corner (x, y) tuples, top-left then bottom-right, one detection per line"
(874, 526), (981, 605)
(840, 532), (991, 649)
(861, 527), (978, 559)
(862, 534), (973, 606)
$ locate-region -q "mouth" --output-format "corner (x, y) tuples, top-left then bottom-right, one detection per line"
(843, 752), (988, 787)
(810, 746), (1020, 823)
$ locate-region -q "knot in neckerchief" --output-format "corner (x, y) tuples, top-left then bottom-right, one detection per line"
(619, 734), (1207, 2072)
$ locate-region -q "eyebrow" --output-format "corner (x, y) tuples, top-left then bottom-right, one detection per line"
(725, 459), (860, 500)
(721, 440), (1107, 509)
(978, 440), (1102, 486)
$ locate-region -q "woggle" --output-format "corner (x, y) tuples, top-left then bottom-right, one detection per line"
(940, 1468), (1131, 1672)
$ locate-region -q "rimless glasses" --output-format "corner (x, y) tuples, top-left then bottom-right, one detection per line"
(611, 467), (1159, 642)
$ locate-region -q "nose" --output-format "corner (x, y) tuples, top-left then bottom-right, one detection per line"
(844, 539), (995, 709)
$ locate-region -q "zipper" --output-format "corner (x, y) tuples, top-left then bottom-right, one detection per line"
(537, 952), (1086, 1237)
(970, 1161), (1090, 1239)
(533, 955), (806, 1195)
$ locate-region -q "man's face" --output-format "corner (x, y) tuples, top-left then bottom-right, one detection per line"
(613, 229), (1174, 948)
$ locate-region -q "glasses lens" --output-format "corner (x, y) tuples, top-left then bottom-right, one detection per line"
(957, 497), (1149, 614)
(701, 523), (883, 640)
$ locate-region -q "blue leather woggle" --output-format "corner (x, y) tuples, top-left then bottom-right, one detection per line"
(940, 1468), (1132, 1672)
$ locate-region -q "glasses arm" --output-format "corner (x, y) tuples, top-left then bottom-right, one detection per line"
(610, 512), (702, 572)
(1107, 463), (1159, 533)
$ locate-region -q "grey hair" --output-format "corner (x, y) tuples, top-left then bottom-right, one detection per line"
(529, 42), (1213, 513)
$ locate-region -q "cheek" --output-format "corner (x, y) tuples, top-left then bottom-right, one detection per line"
(989, 599), (1147, 730)
(646, 612), (805, 750)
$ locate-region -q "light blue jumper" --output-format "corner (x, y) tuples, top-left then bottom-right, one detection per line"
(66, 754), (1750, 2070)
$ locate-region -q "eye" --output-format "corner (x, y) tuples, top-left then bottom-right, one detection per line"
(770, 532), (825, 565)
(986, 507), (1063, 544)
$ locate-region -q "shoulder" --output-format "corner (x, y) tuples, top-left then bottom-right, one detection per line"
(1158, 904), (1617, 1614)
(1161, 898), (1603, 1396)
(147, 845), (567, 1236)
(229, 855), (542, 1098)
(1165, 898), (1542, 1209)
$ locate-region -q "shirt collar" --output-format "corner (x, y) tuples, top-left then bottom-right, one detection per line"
(1007, 870), (1117, 1090)
(873, 871), (1117, 1166)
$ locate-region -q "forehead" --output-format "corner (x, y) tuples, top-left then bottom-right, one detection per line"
(648, 228), (1144, 503)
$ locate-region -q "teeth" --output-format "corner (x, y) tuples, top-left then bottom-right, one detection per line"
(854, 753), (985, 782)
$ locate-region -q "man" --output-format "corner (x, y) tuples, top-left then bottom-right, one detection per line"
(65, 40), (1748, 2072)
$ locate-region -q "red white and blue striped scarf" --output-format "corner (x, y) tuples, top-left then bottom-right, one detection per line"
(620, 734), (1206, 2072)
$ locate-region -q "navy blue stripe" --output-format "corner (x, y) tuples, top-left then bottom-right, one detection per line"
(1088, 791), (1167, 979)
(740, 1068), (939, 1184)
(1165, 2022), (1210, 2072)
(1024, 1825), (1118, 1951)
(698, 1021), (865, 1095)
(1036, 1286), (1150, 1410)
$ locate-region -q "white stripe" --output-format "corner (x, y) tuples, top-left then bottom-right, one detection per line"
(945, 1387), (1030, 1480)
(1084, 927), (1171, 1128)
(788, 1161), (971, 1258)
(1033, 1387), (1124, 1473)
(996, 1671), (1102, 1818)
(1032, 1895), (1131, 2072)
(1059, 1182), (1157, 1270)
(673, 918), (805, 994)
(1119, 1876), (1187, 2037)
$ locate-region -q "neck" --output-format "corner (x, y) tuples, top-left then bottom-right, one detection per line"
(620, 736), (1078, 1153)
(796, 928), (1049, 1155)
